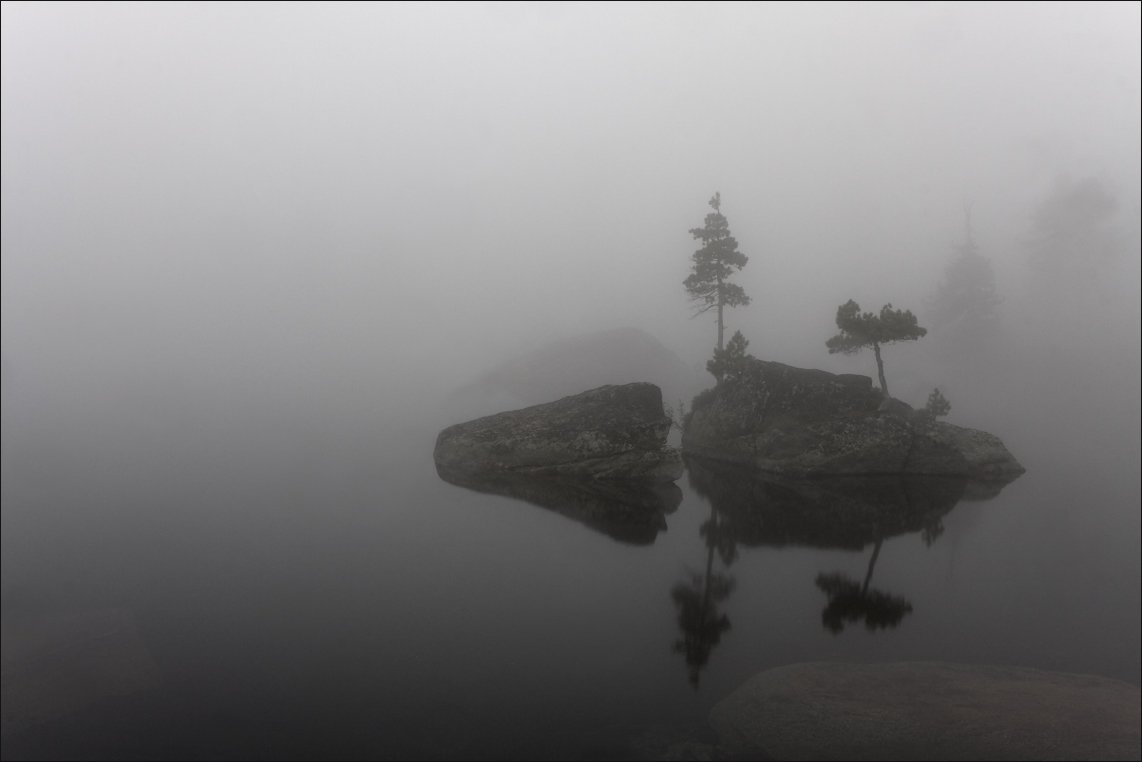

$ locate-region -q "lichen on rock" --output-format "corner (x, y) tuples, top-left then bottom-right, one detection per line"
(434, 382), (683, 483)
(682, 358), (1024, 484)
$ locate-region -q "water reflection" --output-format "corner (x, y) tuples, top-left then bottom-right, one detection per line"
(683, 456), (968, 550)
(671, 499), (737, 688)
(815, 540), (913, 633)
(673, 456), (1005, 682)
(434, 463), (682, 545)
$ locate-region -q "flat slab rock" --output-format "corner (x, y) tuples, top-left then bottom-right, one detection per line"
(434, 382), (682, 482)
(709, 661), (1141, 761)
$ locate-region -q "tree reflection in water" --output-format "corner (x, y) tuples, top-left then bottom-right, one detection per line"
(676, 455), (1013, 669)
(671, 501), (737, 688)
(815, 537), (913, 633)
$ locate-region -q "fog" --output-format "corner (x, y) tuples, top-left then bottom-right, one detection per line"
(2, 3), (1139, 460)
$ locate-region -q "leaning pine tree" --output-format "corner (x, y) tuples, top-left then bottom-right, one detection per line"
(684, 192), (750, 375)
(826, 300), (927, 397)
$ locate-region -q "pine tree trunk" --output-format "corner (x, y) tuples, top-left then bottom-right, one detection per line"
(873, 343), (888, 396)
(717, 302), (724, 352)
(716, 275), (724, 352)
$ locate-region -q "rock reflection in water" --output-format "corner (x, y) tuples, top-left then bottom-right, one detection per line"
(684, 455), (969, 551)
(435, 463), (682, 545)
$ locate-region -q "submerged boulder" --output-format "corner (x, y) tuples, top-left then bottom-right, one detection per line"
(434, 383), (682, 483)
(709, 661), (1141, 760)
(683, 359), (1024, 483)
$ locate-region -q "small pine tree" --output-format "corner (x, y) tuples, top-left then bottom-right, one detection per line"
(921, 388), (951, 420)
(706, 330), (752, 383)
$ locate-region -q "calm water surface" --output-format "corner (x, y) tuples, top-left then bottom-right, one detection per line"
(2, 402), (1139, 760)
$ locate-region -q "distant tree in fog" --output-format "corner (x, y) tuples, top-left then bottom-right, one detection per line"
(926, 206), (1001, 352)
(684, 192), (750, 359)
(1027, 177), (1120, 274)
(1022, 176), (1134, 345)
(826, 301), (927, 397)
(1023, 176), (1137, 353)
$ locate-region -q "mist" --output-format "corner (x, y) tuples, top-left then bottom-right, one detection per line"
(3, 4), (1139, 433)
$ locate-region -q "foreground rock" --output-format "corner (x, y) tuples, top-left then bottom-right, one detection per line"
(435, 463), (682, 545)
(434, 383), (682, 482)
(709, 661), (1141, 760)
(683, 359), (1025, 483)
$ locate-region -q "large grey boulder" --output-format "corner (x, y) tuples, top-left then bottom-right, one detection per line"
(434, 383), (682, 483)
(709, 661), (1141, 760)
(683, 359), (1024, 483)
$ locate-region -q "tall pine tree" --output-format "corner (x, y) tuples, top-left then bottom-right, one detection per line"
(685, 192), (750, 358)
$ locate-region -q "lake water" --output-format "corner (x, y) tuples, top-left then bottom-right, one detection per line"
(1, 389), (1139, 760)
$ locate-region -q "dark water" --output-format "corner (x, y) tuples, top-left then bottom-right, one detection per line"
(2, 403), (1139, 760)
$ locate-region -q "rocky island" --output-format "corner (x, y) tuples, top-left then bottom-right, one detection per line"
(683, 358), (1024, 484)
